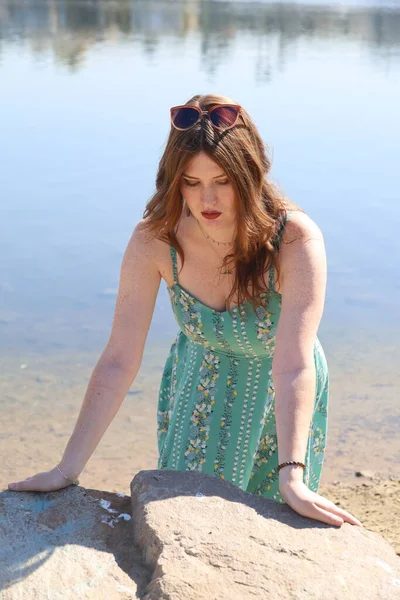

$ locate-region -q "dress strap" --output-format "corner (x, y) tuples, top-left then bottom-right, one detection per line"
(273, 209), (296, 249)
(170, 246), (179, 285)
(268, 210), (297, 291)
(268, 264), (275, 291)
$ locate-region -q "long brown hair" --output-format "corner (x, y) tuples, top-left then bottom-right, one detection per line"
(142, 93), (304, 316)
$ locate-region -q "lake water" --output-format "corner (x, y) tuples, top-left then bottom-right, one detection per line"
(1, 0), (399, 487)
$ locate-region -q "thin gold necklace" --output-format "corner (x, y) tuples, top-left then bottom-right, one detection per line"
(196, 218), (234, 275)
(196, 217), (234, 246)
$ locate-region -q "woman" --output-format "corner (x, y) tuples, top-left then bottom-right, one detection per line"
(8, 94), (362, 528)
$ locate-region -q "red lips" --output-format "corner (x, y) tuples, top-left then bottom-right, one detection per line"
(202, 211), (221, 220)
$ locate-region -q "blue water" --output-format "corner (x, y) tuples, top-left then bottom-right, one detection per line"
(1, 0), (399, 357)
(1, 0), (399, 491)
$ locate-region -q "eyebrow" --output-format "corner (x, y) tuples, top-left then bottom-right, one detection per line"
(182, 173), (227, 180)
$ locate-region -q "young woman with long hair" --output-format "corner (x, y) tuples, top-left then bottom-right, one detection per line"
(8, 94), (362, 528)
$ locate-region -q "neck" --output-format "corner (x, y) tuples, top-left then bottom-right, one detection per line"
(195, 216), (235, 246)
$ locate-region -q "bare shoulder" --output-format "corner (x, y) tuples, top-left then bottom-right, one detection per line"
(281, 210), (324, 246)
(129, 217), (158, 251)
(278, 210), (326, 290)
(124, 218), (165, 268)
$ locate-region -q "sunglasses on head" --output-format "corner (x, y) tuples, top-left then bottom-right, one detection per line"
(170, 104), (243, 132)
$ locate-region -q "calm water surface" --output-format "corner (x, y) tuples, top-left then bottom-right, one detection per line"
(0, 0), (399, 480)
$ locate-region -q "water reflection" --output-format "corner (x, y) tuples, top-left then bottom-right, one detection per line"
(1, 0), (399, 356)
(0, 0), (399, 77)
(1, 1), (399, 499)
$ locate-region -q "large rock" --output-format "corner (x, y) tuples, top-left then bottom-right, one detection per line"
(1, 470), (399, 599)
(0, 487), (150, 599)
(130, 470), (400, 600)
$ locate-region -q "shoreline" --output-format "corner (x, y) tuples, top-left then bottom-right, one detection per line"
(1, 349), (399, 557)
(2, 416), (399, 557)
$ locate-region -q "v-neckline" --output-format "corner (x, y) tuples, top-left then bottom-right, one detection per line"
(167, 280), (281, 316)
(168, 208), (296, 316)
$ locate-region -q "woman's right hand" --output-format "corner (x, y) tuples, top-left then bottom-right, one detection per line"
(7, 466), (79, 493)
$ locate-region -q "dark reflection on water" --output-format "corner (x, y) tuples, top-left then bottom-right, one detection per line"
(0, 0), (399, 74)
(0, 0), (399, 356)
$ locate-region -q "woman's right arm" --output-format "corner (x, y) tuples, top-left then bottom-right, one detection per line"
(8, 220), (162, 492)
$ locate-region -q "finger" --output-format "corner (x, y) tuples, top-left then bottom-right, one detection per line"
(338, 512), (363, 527)
(331, 509), (363, 527)
(318, 500), (363, 527)
(8, 478), (41, 492)
(9, 475), (34, 486)
(8, 481), (31, 491)
(8, 482), (24, 491)
(311, 504), (344, 526)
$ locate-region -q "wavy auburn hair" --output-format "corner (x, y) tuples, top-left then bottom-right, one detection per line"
(142, 93), (303, 317)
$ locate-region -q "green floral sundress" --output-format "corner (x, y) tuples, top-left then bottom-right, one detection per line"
(157, 210), (329, 503)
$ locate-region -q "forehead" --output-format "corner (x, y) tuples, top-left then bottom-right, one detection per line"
(185, 152), (225, 176)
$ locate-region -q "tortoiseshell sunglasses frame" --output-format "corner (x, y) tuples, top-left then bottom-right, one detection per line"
(170, 104), (244, 131)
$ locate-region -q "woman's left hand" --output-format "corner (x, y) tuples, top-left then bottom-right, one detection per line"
(279, 479), (363, 527)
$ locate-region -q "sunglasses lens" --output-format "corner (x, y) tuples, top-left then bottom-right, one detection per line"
(171, 107), (200, 129)
(209, 106), (239, 129)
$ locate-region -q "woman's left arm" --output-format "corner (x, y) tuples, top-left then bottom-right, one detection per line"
(272, 213), (363, 527)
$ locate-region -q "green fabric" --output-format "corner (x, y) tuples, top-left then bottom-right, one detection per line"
(157, 210), (329, 503)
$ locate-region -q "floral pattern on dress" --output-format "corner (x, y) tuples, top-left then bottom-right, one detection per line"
(251, 433), (278, 474)
(212, 311), (239, 478)
(254, 304), (276, 358)
(169, 285), (209, 346)
(252, 465), (281, 497)
(183, 349), (220, 470)
(157, 336), (178, 453)
(159, 231), (329, 505)
(309, 423), (326, 462)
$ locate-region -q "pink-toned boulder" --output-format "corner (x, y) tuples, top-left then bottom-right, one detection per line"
(131, 469), (400, 600)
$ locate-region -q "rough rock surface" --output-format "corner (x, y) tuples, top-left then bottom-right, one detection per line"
(1, 470), (399, 599)
(0, 487), (150, 599)
(130, 470), (400, 600)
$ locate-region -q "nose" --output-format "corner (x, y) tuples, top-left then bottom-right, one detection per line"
(201, 184), (217, 206)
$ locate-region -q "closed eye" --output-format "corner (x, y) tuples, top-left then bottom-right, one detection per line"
(183, 179), (229, 186)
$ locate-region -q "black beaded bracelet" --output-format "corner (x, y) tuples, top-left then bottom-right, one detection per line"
(277, 461), (306, 472)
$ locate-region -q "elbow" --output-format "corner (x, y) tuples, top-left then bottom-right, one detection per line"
(100, 347), (142, 378)
(271, 365), (316, 394)
(272, 346), (316, 377)
(272, 361), (315, 378)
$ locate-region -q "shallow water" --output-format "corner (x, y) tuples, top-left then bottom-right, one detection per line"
(1, 0), (399, 486)
(1, 336), (399, 491)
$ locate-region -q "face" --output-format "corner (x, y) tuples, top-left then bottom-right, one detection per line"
(180, 152), (236, 228)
